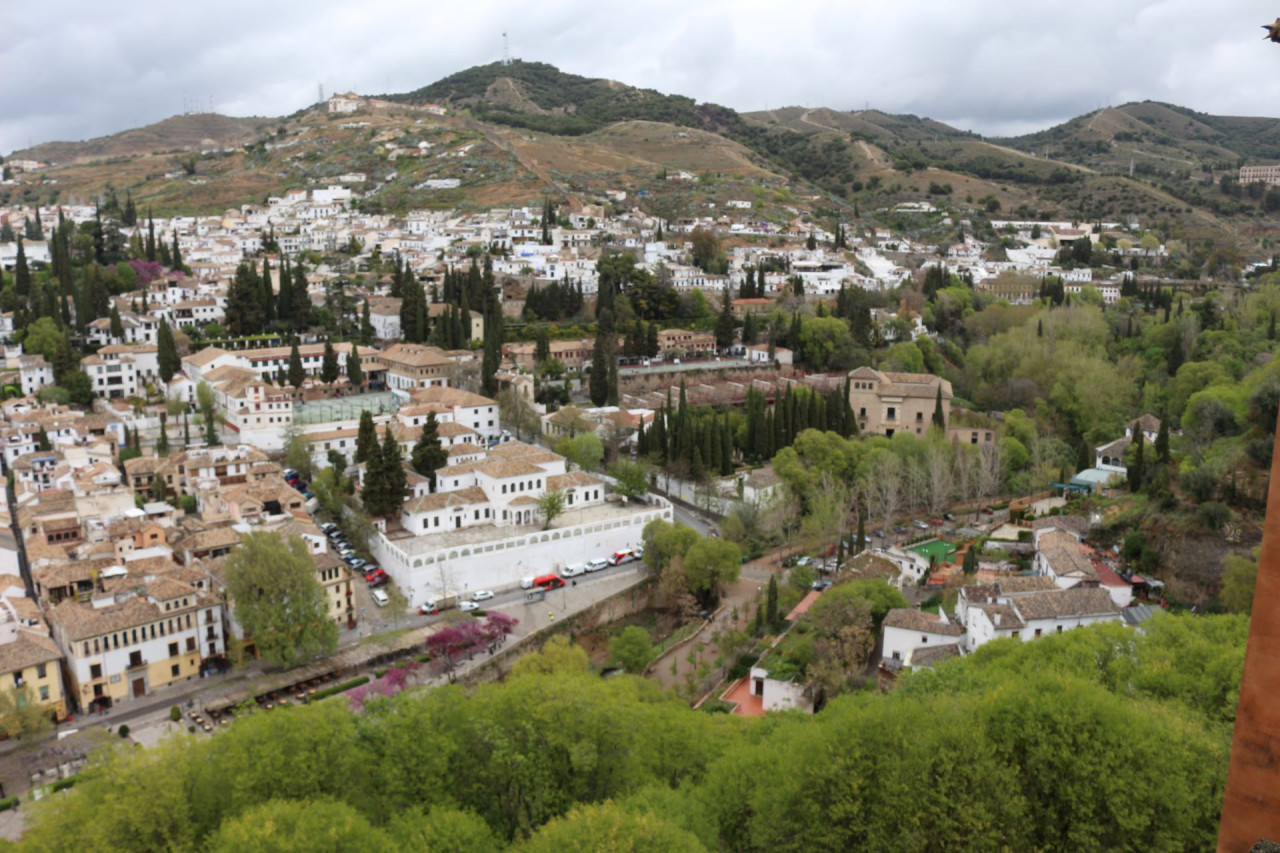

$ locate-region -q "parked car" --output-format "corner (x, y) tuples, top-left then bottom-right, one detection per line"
(930, 519), (944, 527)
(283, 469), (298, 480)
(347, 558), (367, 572)
(519, 576), (535, 590)
(472, 589), (495, 601)
(913, 520), (930, 530)
(811, 580), (834, 590)
(872, 529), (886, 539)
(419, 602), (440, 616)
(302, 491), (315, 500)
(893, 525), (908, 534)
(982, 507), (994, 516)
(459, 601), (481, 612)
(560, 564), (585, 578)
(371, 589), (389, 607)
(365, 569), (389, 587)
(608, 549), (635, 566)
(795, 556), (812, 567)
(584, 558), (609, 572)
(943, 512), (956, 522)
(320, 523), (338, 534)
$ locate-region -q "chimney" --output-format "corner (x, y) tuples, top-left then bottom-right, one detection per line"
(993, 613), (1002, 627)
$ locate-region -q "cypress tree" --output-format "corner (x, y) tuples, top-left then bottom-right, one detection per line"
(856, 513), (866, 554)
(347, 345), (364, 389)
(1127, 430), (1146, 492)
(156, 413), (169, 457)
(170, 232), (182, 270)
(766, 575), (779, 626)
(320, 340), (339, 384)
(932, 387), (946, 430)
(355, 410), (378, 464)
(287, 342), (305, 388)
(109, 304), (124, 340)
(157, 320), (180, 383)
(145, 215), (157, 262)
(360, 299), (374, 344)
(720, 414), (734, 476)
(261, 258), (275, 327)
(291, 263), (311, 330)
(183, 413), (190, 446)
(1155, 415), (1170, 463)
(14, 238), (30, 297)
(379, 429), (407, 516)
(412, 411), (449, 488)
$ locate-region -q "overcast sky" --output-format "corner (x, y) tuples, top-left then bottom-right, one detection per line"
(3, 0), (1277, 155)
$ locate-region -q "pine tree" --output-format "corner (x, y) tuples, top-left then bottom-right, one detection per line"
(411, 411), (449, 489)
(347, 344), (364, 389)
(320, 341), (339, 384)
(288, 342), (305, 388)
(355, 411), (378, 464)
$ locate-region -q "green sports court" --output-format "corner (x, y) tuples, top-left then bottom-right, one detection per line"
(908, 539), (957, 564)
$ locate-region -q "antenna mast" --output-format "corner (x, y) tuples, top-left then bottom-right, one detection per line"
(318, 83), (325, 105)
(502, 32), (510, 66)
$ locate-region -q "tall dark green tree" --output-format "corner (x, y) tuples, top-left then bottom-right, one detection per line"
(589, 308), (614, 407)
(145, 215), (157, 262)
(320, 341), (339, 384)
(1155, 415), (1170, 463)
(157, 320), (180, 383)
(14, 238), (30, 297)
(932, 387), (946, 430)
(170, 232), (183, 270)
(714, 289), (737, 351)
(156, 413), (169, 457)
(1127, 430), (1146, 492)
(108, 303), (124, 340)
(287, 342), (305, 388)
(360, 299), (375, 344)
(121, 192), (137, 227)
(355, 410), (378, 464)
(347, 345), (364, 389)
(411, 412), (449, 489)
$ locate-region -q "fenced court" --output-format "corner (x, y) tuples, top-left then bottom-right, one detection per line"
(294, 392), (398, 425)
(909, 539), (957, 564)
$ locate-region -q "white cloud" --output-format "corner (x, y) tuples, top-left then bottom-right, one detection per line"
(2, 0), (1276, 154)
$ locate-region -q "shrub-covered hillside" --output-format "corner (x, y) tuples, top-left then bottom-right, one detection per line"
(13, 614), (1244, 852)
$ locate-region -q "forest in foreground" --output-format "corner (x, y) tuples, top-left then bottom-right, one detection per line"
(6, 612), (1245, 853)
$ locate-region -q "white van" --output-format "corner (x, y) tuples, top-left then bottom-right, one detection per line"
(520, 576), (535, 589)
(371, 589), (389, 607)
(561, 564), (585, 578)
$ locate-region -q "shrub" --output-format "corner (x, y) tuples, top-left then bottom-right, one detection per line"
(118, 725), (130, 738)
(312, 676), (370, 702)
(50, 779), (76, 793)
(1197, 501), (1231, 531)
(728, 653), (760, 680)
(188, 726), (196, 734)
(170, 706), (181, 722)
(0, 798), (17, 812)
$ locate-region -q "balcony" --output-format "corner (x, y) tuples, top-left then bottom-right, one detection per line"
(127, 657), (148, 671)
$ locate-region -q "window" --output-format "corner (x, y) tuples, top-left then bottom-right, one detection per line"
(1056, 625), (1063, 633)
(887, 407), (896, 420)
(90, 664), (103, 680)
(171, 664), (181, 678)
(1034, 628), (1042, 638)
(38, 686), (48, 701)
(921, 635), (928, 644)
(916, 411), (923, 421)
(859, 407), (866, 418)
(36, 663), (46, 679)
(168, 642), (179, 657)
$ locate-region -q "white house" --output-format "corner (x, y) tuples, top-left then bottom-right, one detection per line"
(881, 608), (966, 664)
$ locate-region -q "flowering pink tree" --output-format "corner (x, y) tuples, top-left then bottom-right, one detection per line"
(346, 660), (423, 711)
(128, 260), (163, 285)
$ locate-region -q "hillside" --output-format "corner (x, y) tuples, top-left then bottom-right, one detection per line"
(10, 113), (275, 165)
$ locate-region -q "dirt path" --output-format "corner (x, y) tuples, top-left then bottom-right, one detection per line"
(462, 117), (580, 209)
(649, 543), (805, 699)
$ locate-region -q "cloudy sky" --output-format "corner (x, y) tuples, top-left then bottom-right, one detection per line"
(3, 0), (1277, 154)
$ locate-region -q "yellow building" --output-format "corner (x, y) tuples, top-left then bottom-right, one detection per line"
(0, 630), (67, 727)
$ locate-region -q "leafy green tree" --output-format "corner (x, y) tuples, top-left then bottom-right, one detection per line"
(520, 802), (707, 853)
(1220, 547), (1259, 614)
(609, 626), (654, 674)
(208, 798), (396, 853)
(0, 684), (54, 739)
(224, 532), (338, 668)
(364, 429), (406, 518)
(682, 537), (741, 607)
(22, 316), (66, 362)
(608, 458), (649, 501)
(557, 432), (603, 472)
(536, 488), (566, 529)
(386, 806), (501, 853)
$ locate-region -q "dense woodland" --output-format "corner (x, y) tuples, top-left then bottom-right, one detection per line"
(9, 613), (1243, 852)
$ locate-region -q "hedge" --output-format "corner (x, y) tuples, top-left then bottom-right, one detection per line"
(0, 798), (16, 812)
(50, 779), (76, 793)
(311, 676), (370, 702)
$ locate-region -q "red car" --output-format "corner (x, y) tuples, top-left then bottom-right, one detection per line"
(365, 569), (389, 587)
(930, 519), (944, 527)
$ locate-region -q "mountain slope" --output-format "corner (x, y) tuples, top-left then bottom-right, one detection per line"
(11, 114), (275, 165)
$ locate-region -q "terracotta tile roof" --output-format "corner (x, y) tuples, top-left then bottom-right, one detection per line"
(909, 644), (961, 667)
(972, 603), (1026, 630)
(408, 386), (496, 408)
(0, 632), (62, 674)
(883, 608), (965, 636)
(547, 472), (601, 489)
(1011, 588), (1121, 620)
(478, 460), (545, 480)
(402, 486), (489, 513)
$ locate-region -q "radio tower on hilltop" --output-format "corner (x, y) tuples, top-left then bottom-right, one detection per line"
(502, 32), (511, 66)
